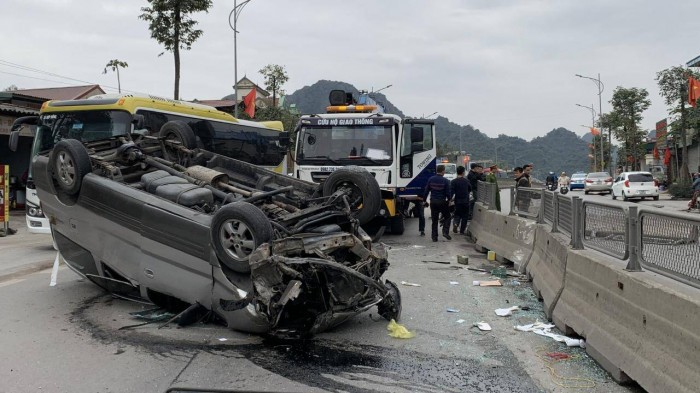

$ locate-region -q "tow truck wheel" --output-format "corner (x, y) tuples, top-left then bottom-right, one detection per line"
(49, 139), (92, 196)
(389, 215), (405, 235)
(211, 202), (273, 273)
(322, 166), (381, 225)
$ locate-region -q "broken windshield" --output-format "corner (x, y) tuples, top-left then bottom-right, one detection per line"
(33, 110), (132, 154)
(297, 125), (393, 166)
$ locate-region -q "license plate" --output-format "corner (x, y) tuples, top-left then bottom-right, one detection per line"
(639, 191), (647, 195)
(596, 181), (601, 184)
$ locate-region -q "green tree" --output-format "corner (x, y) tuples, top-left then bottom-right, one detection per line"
(139, 0), (212, 100)
(258, 64), (289, 106)
(103, 59), (128, 93)
(609, 87), (651, 171)
(655, 66), (700, 180)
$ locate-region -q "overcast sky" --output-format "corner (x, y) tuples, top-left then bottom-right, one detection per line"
(2, 0), (698, 140)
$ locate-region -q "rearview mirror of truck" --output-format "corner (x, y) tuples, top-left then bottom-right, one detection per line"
(278, 131), (290, 147)
(8, 130), (19, 152)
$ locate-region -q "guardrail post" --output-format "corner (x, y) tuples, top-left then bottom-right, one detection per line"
(488, 183), (497, 210)
(625, 205), (643, 272)
(509, 186), (516, 216)
(536, 189), (546, 224)
(551, 193), (559, 233)
(570, 197), (584, 249)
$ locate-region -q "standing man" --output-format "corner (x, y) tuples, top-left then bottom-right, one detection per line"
(467, 163), (485, 220)
(521, 164), (533, 187)
(423, 164), (452, 241)
(451, 166), (471, 234)
(485, 164), (501, 211)
(413, 198), (427, 236)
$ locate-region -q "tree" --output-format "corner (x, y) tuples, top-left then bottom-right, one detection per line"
(259, 64), (289, 107)
(103, 59), (128, 93)
(609, 87), (651, 171)
(139, 0), (212, 100)
(655, 66), (700, 181)
(4, 84), (19, 91)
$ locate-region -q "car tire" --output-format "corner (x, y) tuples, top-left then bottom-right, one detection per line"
(211, 201), (273, 273)
(322, 166), (381, 225)
(160, 120), (197, 148)
(585, 190), (590, 195)
(389, 215), (405, 235)
(612, 192), (617, 200)
(49, 139), (92, 196)
(623, 192), (629, 202)
(653, 195), (659, 201)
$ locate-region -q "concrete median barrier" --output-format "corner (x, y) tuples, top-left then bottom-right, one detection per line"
(525, 226), (569, 319)
(469, 203), (536, 270)
(553, 250), (700, 392)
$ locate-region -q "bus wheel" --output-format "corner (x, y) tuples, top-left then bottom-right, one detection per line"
(389, 215), (405, 235)
(211, 202), (273, 273)
(322, 166), (381, 225)
(49, 139), (92, 196)
(160, 121), (197, 160)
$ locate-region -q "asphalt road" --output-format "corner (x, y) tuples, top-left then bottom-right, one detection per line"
(0, 217), (641, 393)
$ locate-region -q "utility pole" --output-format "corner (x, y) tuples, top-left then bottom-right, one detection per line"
(577, 104), (597, 170)
(229, 0), (252, 118)
(576, 73), (607, 173)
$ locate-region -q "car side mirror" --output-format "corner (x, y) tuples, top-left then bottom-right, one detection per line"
(8, 130), (19, 152)
(278, 131), (290, 147)
(410, 127), (424, 143)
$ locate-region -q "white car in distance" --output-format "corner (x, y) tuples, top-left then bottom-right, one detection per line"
(612, 172), (659, 201)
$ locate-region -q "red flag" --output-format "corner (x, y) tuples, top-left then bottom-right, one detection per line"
(688, 77), (700, 107)
(243, 89), (256, 118)
(653, 146), (660, 160)
(590, 127), (600, 136)
(664, 148), (671, 166)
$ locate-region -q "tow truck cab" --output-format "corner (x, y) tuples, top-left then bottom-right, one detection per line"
(294, 90), (437, 237)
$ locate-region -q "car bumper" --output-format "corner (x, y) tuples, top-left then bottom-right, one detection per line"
(584, 184), (612, 192)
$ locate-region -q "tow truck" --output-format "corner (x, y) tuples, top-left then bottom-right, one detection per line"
(293, 90), (437, 239)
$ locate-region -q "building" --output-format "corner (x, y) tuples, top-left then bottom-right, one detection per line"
(198, 77), (274, 115)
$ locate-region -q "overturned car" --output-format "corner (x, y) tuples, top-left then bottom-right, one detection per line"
(33, 129), (401, 337)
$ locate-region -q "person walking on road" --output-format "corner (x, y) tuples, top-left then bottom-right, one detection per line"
(467, 163), (485, 219)
(687, 173), (700, 210)
(423, 164), (452, 241)
(413, 198), (427, 236)
(485, 164), (501, 211)
(451, 166), (471, 234)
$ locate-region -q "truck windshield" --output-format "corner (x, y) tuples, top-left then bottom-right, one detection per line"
(297, 125), (393, 165)
(444, 164), (456, 174)
(32, 110), (132, 154)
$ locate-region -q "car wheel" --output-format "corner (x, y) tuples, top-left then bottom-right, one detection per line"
(623, 192), (629, 202)
(211, 201), (273, 273)
(160, 120), (197, 161)
(653, 195), (659, 201)
(322, 166), (381, 225)
(585, 190), (589, 195)
(49, 139), (92, 196)
(612, 192), (617, 200)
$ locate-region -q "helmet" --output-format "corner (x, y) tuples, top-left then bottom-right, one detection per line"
(549, 172), (554, 175)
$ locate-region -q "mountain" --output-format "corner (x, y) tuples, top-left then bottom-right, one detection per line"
(281, 80), (590, 178)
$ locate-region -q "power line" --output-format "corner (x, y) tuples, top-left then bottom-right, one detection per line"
(0, 70), (80, 86)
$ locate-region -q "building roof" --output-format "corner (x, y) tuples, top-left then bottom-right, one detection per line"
(688, 55), (700, 67)
(196, 99), (237, 108)
(235, 77), (270, 97)
(0, 103), (39, 116)
(13, 85), (105, 100)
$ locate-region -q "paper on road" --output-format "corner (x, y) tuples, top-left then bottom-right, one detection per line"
(495, 306), (520, 316)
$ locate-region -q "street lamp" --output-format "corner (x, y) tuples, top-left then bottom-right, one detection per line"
(423, 111), (438, 118)
(576, 73), (607, 174)
(229, 0), (253, 118)
(576, 103), (597, 170)
(372, 84), (392, 94)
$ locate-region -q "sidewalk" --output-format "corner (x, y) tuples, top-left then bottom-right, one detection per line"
(0, 211), (56, 281)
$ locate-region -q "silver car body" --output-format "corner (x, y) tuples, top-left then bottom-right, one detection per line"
(584, 172), (613, 194)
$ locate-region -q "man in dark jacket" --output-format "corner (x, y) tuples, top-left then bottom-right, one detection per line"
(423, 164), (452, 241)
(466, 163), (485, 219)
(451, 166), (471, 234)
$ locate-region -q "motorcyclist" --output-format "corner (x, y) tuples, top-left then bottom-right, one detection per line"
(546, 172), (557, 190)
(558, 172), (570, 190)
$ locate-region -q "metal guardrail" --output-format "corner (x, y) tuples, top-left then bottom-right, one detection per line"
(513, 187), (543, 218)
(557, 194), (573, 236)
(476, 180), (488, 205)
(639, 210), (700, 289)
(582, 201), (629, 260)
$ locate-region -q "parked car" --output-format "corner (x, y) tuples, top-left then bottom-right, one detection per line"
(33, 127), (401, 338)
(569, 172), (587, 190)
(611, 172), (659, 201)
(584, 172), (613, 194)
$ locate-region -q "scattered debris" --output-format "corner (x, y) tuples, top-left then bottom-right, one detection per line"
(456, 319), (465, 324)
(467, 267), (488, 273)
(479, 280), (502, 287)
(400, 281), (422, 287)
(387, 319), (415, 339)
(487, 251), (496, 261)
(49, 252), (60, 287)
(446, 308), (460, 313)
(472, 281), (480, 286)
(427, 266), (463, 271)
(218, 338), (228, 342)
(491, 266), (507, 278)
(475, 321), (492, 331)
(422, 260), (452, 264)
(545, 352), (571, 360)
(515, 321), (586, 348)
(449, 281), (459, 285)
(457, 255), (469, 265)
(495, 306), (520, 316)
